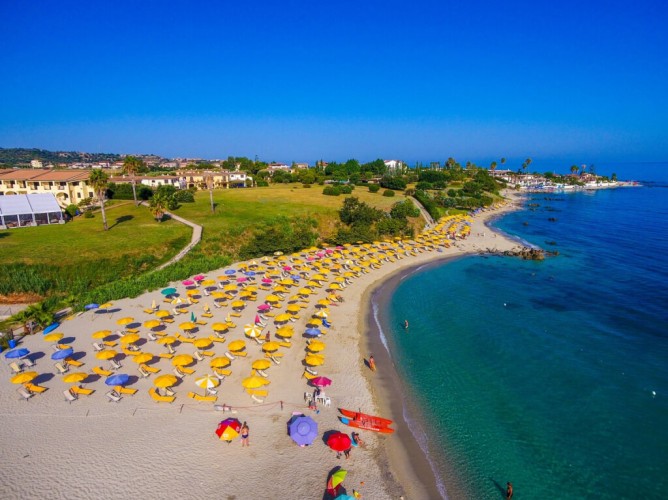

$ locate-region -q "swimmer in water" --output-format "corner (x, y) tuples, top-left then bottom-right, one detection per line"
(404, 319), (409, 329)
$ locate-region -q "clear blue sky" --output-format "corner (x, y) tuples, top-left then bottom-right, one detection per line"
(1, 0), (666, 168)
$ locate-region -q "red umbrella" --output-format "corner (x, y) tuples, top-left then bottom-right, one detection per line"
(327, 432), (351, 452)
(311, 376), (332, 388)
(215, 418), (242, 443)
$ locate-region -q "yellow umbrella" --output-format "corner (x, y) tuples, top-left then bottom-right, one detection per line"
(242, 375), (270, 389)
(193, 338), (212, 349)
(91, 330), (112, 339)
(11, 371), (38, 384)
(44, 332), (65, 342)
(132, 353), (154, 364)
(172, 354), (195, 367)
(157, 336), (178, 345)
(316, 299), (330, 308)
(211, 291), (227, 298)
(120, 333), (141, 345)
(243, 324), (262, 338)
(144, 319), (162, 329)
(265, 295), (280, 303)
(274, 314), (291, 324)
(186, 289), (199, 297)
(328, 283), (342, 290)
(314, 310), (329, 318)
(251, 359), (271, 371)
(262, 341), (280, 353)
(210, 357), (231, 369)
(99, 302), (114, 310)
(212, 323), (229, 332)
(223, 284), (238, 291)
(244, 285), (258, 293)
(297, 288), (312, 296)
(305, 354), (325, 366)
(238, 291), (255, 299)
(286, 304), (301, 313)
(179, 322), (196, 331)
(96, 350), (118, 360)
(154, 374), (178, 388)
(201, 279), (216, 286)
(275, 326), (294, 339)
(155, 310), (170, 318)
(116, 317), (134, 326)
(307, 340), (326, 352)
(228, 340), (246, 352)
(62, 372), (88, 384)
(231, 300), (245, 309)
(195, 374), (219, 392)
(307, 318), (323, 327)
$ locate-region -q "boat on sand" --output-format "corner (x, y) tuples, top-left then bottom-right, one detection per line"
(338, 408), (395, 434)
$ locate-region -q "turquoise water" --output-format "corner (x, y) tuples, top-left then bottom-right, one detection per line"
(376, 178), (668, 498)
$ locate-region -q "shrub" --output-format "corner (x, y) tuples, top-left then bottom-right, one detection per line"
(380, 175), (407, 190)
(368, 184), (380, 193)
(416, 181), (432, 191)
(173, 190), (195, 203)
(83, 211), (94, 218)
(323, 186), (341, 196)
(256, 180), (269, 187)
(64, 204), (78, 218)
(382, 189), (395, 197)
(339, 185), (353, 194)
(302, 184), (312, 188)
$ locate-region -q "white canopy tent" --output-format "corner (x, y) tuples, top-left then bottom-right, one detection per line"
(0, 194), (64, 228)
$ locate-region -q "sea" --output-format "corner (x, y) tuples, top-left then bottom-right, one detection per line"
(373, 163), (668, 499)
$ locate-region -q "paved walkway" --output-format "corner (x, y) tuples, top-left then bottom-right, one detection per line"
(410, 196), (436, 229)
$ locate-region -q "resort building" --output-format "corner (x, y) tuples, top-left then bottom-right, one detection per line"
(174, 170), (250, 189)
(384, 159), (406, 173)
(109, 175), (183, 189)
(0, 168), (94, 207)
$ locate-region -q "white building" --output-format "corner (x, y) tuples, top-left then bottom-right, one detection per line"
(384, 160), (405, 173)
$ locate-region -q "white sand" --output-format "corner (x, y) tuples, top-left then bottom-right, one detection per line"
(0, 194), (523, 500)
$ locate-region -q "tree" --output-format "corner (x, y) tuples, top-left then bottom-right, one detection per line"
(580, 164), (586, 176)
(490, 161), (497, 172)
(122, 156), (146, 206)
(500, 157), (506, 166)
(570, 165), (579, 175)
(149, 193), (168, 222)
(89, 169), (109, 231)
(525, 158), (532, 170)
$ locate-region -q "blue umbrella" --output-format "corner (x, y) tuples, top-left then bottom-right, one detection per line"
(161, 287), (177, 296)
(51, 347), (74, 360)
(288, 415), (318, 446)
(290, 274), (301, 281)
(43, 322), (60, 334)
(335, 495), (356, 500)
(4, 348), (30, 359)
(304, 328), (322, 338)
(245, 271), (256, 277)
(85, 303), (99, 310)
(105, 374), (130, 387)
(224, 269), (236, 275)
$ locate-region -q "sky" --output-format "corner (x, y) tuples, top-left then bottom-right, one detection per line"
(1, 0), (667, 169)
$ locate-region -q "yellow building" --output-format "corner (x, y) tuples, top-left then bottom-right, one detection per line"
(0, 169), (93, 207)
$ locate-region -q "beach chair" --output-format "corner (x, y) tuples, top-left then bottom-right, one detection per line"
(305, 367), (318, 376)
(224, 351), (236, 361)
(17, 386), (34, 401)
(251, 394), (264, 404)
(147, 331), (159, 341)
(64, 389), (78, 404)
(268, 355), (281, 365)
(138, 365), (151, 378)
(163, 387), (176, 397)
(25, 383), (47, 393)
(10, 362), (24, 374)
(167, 344), (177, 355)
(71, 385), (94, 396)
(65, 358), (84, 368)
(54, 362), (69, 374)
(188, 392), (217, 403)
(158, 352), (174, 359)
(150, 387), (175, 403)
(141, 363), (160, 374)
(304, 392), (313, 404)
(209, 334), (226, 344)
(93, 366), (113, 377)
(22, 357), (36, 368)
(105, 390), (122, 403)
(302, 370), (317, 380)
(179, 366), (195, 375)
(110, 359), (122, 371)
(173, 367), (185, 379)
(115, 386), (137, 395)
(193, 351), (205, 362)
(257, 369), (269, 378)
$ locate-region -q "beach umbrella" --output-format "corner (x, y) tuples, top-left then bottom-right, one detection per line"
(91, 330), (111, 340)
(62, 372), (88, 384)
(193, 338), (212, 350)
(195, 374), (219, 394)
(154, 374), (178, 388)
(265, 295), (280, 304)
(304, 328), (322, 338)
(132, 353), (154, 364)
(311, 376), (332, 387)
(215, 418), (241, 443)
(85, 303), (99, 310)
(161, 288), (177, 296)
(193, 274), (206, 281)
(99, 303), (114, 311)
(288, 415), (318, 446)
(236, 277), (248, 284)
(116, 317), (134, 326)
(144, 319), (162, 329)
(231, 300), (245, 309)
(211, 323), (229, 333)
(244, 324), (262, 338)
(274, 314), (291, 325)
(96, 349), (118, 360)
(4, 348), (30, 359)
(275, 326), (294, 339)
(172, 354), (194, 367)
(327, 433), (352, 453)
(224, 269), (236, 276)
(223, 284), (238, 291)
(105, 373), (130, 387)
(251, 359), (271, 371)
(182, 279), (195, 286)
(210, 357), (231, 369)
(261, 342), (280, 353)
(51, 348), (74, 360)
(11, 371), (38, 385)
(155, 310), (170, 319)
(307, 340), (326, 352)
(316, 299), (330, 308)
(257, 303), (271, 312)
(304, 354), (325, 366)
(44, 332), (65, 343)
(186, 289), (199, 297)
(228, 340), (246, 353)
(314, 310), (329, 318)
(179, 322), (196, 332)
(120, 333), (141, 345)
(157, 336), (178, 345)
(242, 375), (270, 389)
(286, 304), (301, 313)
(201, 279), (216, 287)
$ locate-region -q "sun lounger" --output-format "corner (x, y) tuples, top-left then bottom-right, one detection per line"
(110, 359), (122, 371)
(103, 340), (118, 347)
(65, 358), (84, 367)
(251, 394), (264, 404)
(143, 308), (155, 314)
(141, 363), (160, 374)
(163, 387), (176, 397)
(22, 357), (36, 368)
(246, 388), (268, 397)
(225, 321), (237, 328)
(106, 390), (122, 403)
(209, 334), (226, 343)
(17, 386), (34, 401)
(150, 387), (175, 403)
(138, 365), (151, 378)
(71, 385), (94, 396)
(213, 368), (232, 378)
(180, 366), (196, 375)
(305, 367), (317, 376)
(125, 328), (140, 334)
(167, 344), (177, 355)
(122, 346), (140, 355)
(224, 351), (236, 360)
(257, 369), (269, 378)
(93, 366), (113, 377)
(173, 367), (185, 379)
(202, 312), (214, 318)
(115, 386), (137, 395)
(163, 317), (174, 323)
(158, 352), (174, 359)
(54, 362), (69, 374)
(277, 341), (291, 348)
(10, 362), (24, 374)
(302, 370), (317, 380)
(188, 392), (217, 403)
(64, 389), (78, 403)
(177, 334), (194, 344)
(147, 332), (159, 341)
(195, 319), (207, 325)
(268, 355), (281, 365)
(25, 383), (47, 393)
(193, 351), (205, 362)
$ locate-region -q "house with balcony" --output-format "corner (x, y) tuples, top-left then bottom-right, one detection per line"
(0, 169), (94, 207)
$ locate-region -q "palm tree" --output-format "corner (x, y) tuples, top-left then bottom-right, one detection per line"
(490, 161), (497, 172)
(522, 162), (528, 175)
(570, 165), (579, 175)
(149, 193), (167, 222)
(89, 169), (109, 231)
(122, 156), (144, 206)
(500, 157), (506, 166)
(579, 164), (586, 176)
(15, 302), (54, 332)
(206, 173), (215, 213)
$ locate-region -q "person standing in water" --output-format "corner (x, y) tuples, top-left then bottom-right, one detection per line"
(404, 319), (409, 329)
(506, 482), (513, 499)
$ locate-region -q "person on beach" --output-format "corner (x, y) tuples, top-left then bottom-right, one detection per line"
(240, 422), (249, 447)
(368, 355), (376, 372)
(265, 331), (271, 342)
(344, 446), (352, 459)
(506, 482), (513, 499)
(351, 432), (363, 447)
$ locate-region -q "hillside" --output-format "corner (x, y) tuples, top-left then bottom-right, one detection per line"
(0, 147), (121, 166)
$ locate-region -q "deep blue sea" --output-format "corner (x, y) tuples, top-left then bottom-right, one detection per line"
(375, 168), (668, 499)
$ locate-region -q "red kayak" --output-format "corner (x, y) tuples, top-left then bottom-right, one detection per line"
(339, 408), (393, 427)
(339, 416), (395, 434)
(338, 408), (394, 433)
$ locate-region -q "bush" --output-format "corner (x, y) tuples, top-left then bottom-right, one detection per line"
(256, 180), (269, 187)
(382, 189), (395, 197)
(416, 181), (432, 191)
(323, 186), (341, 196)
(302, 184), (312, 188)
(65, 204), (78, 218)
(173, 190), (195, 203)
(339, 185), (353, 194)
(380, 175), (407, 190)
(368, 184), (380, 193)
(83, 211), (94, 218)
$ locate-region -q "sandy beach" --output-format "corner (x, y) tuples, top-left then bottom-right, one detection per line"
(0, 194), (523, 500)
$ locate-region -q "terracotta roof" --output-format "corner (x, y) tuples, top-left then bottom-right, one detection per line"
(0, 169), (90, 182)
